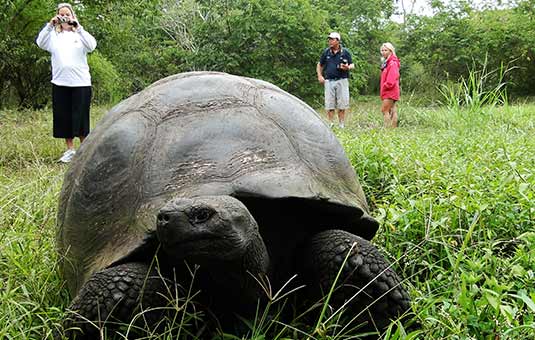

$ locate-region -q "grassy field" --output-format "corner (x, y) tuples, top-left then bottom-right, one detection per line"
(1, 100), (534, 339)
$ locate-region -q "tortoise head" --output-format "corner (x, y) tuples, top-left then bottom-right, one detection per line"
(156, 195), (269, 271)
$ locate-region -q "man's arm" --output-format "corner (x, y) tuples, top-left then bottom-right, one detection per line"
(340, 50), (354, 71)
(317, 62), (325, 84)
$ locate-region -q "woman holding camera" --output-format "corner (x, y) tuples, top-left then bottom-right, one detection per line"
(379, 42), (400, 128)
(36, 3), (97, 163)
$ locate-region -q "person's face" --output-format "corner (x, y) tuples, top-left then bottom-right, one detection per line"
(57, 7), (73, 27)
(381, 47), (391, 59)
(328, 37), (339, 49)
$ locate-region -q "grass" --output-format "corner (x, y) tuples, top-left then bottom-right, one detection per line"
(437, 56), (513, 114)
(1, 99), (535, 339)
(336, 99), (535, 339)
(0, 107), (108, 339)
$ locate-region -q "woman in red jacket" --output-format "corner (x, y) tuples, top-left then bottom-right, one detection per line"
(380, 43), (400, 128)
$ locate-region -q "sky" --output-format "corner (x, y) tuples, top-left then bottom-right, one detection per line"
(391, 0), (437, 22)
(392, 0), (513, 22)
(395, 0), (434, 17)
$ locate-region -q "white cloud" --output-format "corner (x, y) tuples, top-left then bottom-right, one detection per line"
(392, 0), (514, 22)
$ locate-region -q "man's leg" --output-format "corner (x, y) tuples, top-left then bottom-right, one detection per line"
(327, 109), (335, 127)
(337, 79), (349, 128)
(325, 80), (336, 127)
(337, 109), (346, 128)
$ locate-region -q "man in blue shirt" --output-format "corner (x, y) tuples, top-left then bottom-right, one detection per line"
(316, 32), (354, 128)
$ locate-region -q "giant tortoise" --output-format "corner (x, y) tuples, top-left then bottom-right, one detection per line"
(57, 71), (410, 337)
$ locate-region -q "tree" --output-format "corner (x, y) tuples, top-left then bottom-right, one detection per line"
(0, 0), (54, 107)
(186, 0), (328, 101)
(392, 0), (535, 98)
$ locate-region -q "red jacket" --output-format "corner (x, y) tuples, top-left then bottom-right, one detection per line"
(380, 54), (400, 100)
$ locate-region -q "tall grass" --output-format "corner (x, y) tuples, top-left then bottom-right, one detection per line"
(0, 107), (109, 339)
(1, 100), (535, 339)
(438, 56), (515, 114)
(338, 100), (535, 339)
(0, 165), (66, 338)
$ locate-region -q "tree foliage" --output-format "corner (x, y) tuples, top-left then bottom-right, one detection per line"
(394, 0), (535, 98)
(186, 0), (328, 100)
(0, 0), (534, 108)
(0, 0), (54, 107)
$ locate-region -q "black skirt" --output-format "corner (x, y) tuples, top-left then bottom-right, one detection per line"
(52, 84), (91, 138)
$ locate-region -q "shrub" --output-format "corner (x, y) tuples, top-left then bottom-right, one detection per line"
(88, 51), (127, 105)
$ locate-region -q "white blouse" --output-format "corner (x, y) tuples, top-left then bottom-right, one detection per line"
(36, 24), (97, 87)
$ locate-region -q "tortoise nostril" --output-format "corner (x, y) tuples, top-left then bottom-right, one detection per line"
(157, 212), (171, 224)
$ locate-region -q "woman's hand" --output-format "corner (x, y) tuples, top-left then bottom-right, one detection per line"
(69, 19), (80, 30)
(49, 15), (60, 26)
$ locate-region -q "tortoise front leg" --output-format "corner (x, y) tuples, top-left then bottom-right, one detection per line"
(301, 229), (410, 334)
(62, 262), (168, 339)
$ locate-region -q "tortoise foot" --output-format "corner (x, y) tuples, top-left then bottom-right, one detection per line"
(302, 229), (410, 333)
(62, 262), (168, 339)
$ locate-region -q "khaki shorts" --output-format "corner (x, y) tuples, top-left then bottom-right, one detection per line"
(324, 78), (349, 110)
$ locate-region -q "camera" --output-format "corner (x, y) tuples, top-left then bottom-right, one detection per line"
(57, 16), (78, 27)
(337, 59), (349, 69)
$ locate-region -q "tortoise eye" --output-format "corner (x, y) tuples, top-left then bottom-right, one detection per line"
(191, 207), (214, 224)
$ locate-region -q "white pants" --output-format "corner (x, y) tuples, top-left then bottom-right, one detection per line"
(324, 78), (349, 110)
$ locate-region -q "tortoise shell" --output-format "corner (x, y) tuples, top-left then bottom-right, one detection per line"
(57, 72), (377, 295)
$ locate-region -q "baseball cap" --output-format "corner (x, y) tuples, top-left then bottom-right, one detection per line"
(328, 32), (341, 40)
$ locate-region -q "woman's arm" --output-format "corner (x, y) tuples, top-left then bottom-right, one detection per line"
(383, 61), (399, 90)
(36, 23), (54, 52)
(77, 27), (97, 53)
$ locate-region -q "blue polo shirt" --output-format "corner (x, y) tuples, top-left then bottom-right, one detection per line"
(319, 47), (353, 80)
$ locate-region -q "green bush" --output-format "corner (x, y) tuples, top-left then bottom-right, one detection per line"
(88, 51), (127, 105)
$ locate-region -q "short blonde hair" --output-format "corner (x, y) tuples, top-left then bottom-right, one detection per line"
(381, 42), (396, 55)
(57, 3), (76, 17)
(55, 3), (77, 32)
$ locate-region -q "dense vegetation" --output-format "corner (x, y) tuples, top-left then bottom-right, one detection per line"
(1, 100), (534, 339)
(1, 0), (534, 339)
(1, 0), (534, 107)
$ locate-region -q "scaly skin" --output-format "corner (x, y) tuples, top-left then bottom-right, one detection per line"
(63, 262), (169, 339)
(302, 229), (410, 334)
